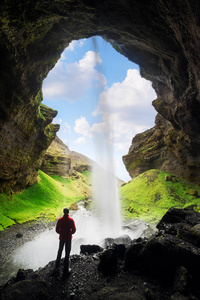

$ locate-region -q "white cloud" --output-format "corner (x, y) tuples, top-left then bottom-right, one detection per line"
(60, 40), (86, 60)
(93, 68), (157, 151)
(64, 122), (71, 133)
(43, 51), (106, 102)
(73, 69), (156, 154)
(74, 137), (86, 144)
(53, 117), (62, 124)
(74, 116), (92, 137)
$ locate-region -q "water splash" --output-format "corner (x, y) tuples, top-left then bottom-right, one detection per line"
(92, 165), (122, 238)
(0, 205), (156, 286)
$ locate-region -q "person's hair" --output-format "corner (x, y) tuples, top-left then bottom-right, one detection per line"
(63, 207), (69, 215)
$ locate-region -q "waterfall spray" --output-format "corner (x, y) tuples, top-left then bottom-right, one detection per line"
(91, 37), (122, 238)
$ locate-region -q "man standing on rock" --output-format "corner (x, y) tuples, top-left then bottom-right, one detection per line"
(55, 207), (76, 279)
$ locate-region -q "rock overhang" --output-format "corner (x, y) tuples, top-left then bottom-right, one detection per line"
(1, 0), (200, 191)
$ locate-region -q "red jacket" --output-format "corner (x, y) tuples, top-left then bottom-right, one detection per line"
(56, 215), (76, 241)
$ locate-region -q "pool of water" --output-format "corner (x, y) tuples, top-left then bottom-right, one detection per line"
(0, 207), (154, 285)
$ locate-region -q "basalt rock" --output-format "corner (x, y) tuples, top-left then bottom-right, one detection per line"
(80, 244), (103, 255)
(157, 207), (200, 248)
(1, 1), (200, 191)
(125, 208), (200, 297)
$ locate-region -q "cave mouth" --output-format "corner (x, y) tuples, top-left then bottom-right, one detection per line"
(1, 0), (200, 194)
(42, 36), (157, 182)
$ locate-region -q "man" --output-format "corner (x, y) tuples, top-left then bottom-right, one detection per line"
(55, 207), (76, 278)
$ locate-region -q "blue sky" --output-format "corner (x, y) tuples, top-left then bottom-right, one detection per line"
(42, 36), (157, 182)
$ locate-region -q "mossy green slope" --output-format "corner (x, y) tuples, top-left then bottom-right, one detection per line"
(0, 170), (91, 231)
(120, 169), (200, 224)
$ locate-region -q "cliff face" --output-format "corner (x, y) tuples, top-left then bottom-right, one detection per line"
(0, 101), (59, 192)
(41, 136), (92, 177)
(123, 114), (200, 183)
(1, 0), (200, 191)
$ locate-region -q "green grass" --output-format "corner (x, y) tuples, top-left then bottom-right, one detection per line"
(1, 168), (200, 231)
(0, 170), (91, 231)
(120, 169), (200, 224)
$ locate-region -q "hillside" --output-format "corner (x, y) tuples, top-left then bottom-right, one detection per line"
(41, 136), (93, 177)
(120, 169), (200, 224)
(1, 168), (200, 231)
(0, 170), (91, 231)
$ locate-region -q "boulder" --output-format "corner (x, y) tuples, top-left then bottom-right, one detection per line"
(104, 235), (131, 247)
(157, 207), (200, 228)
(98, 248), (119, 275)
(157, 207), (200, 247)
(124, 238), (146, 271)
(125, 208), (200, 290)
(80, 244), (103, 255)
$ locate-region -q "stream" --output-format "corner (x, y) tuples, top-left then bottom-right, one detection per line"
(0, 206), (155, 286)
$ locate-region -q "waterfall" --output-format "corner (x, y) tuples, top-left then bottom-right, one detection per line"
(92, 163), (122, 238)
(91, 36), (122, 238)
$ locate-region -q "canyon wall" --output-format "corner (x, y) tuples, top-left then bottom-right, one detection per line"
(41, 136), (92, 177)
(1, 0), (200, 192)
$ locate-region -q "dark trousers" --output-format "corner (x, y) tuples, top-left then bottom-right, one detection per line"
(56, 240), (71, 275)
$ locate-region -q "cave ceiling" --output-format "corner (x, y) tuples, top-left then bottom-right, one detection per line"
(1, 0), (200, 192)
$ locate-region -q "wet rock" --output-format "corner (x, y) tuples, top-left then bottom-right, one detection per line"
(112, 244), (126, 259)
(125, 239), (146, 271)
(123, 219), (156, 239)
(124, 208), (200, 299)
(104, 235), (131, 247)
(126, 233), (200, 280)
(99, 248), (119, 275)
(157, 207), (200, 247)
(15, 269), (32, 282)
(1, 208), (200, 299)
(157, 207), (200, 229)
(80, 244), (103, 255)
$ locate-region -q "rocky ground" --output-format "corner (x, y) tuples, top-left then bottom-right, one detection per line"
(1, 208), (200, 300)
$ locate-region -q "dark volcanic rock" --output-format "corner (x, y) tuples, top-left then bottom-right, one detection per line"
(80, 244), (103, 255)
(1, 1), (200, 190)
(98, 247), (119, 275)
(157, 207), (200, 247)
(1, 208), (200, 299)
(125, 208), (200, 297)
(157, 207), (200, 227)
(104, 235), (132, 247)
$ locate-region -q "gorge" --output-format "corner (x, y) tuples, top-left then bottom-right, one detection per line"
(1, 0), (200, 193)
(1, 2), (200, 299)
